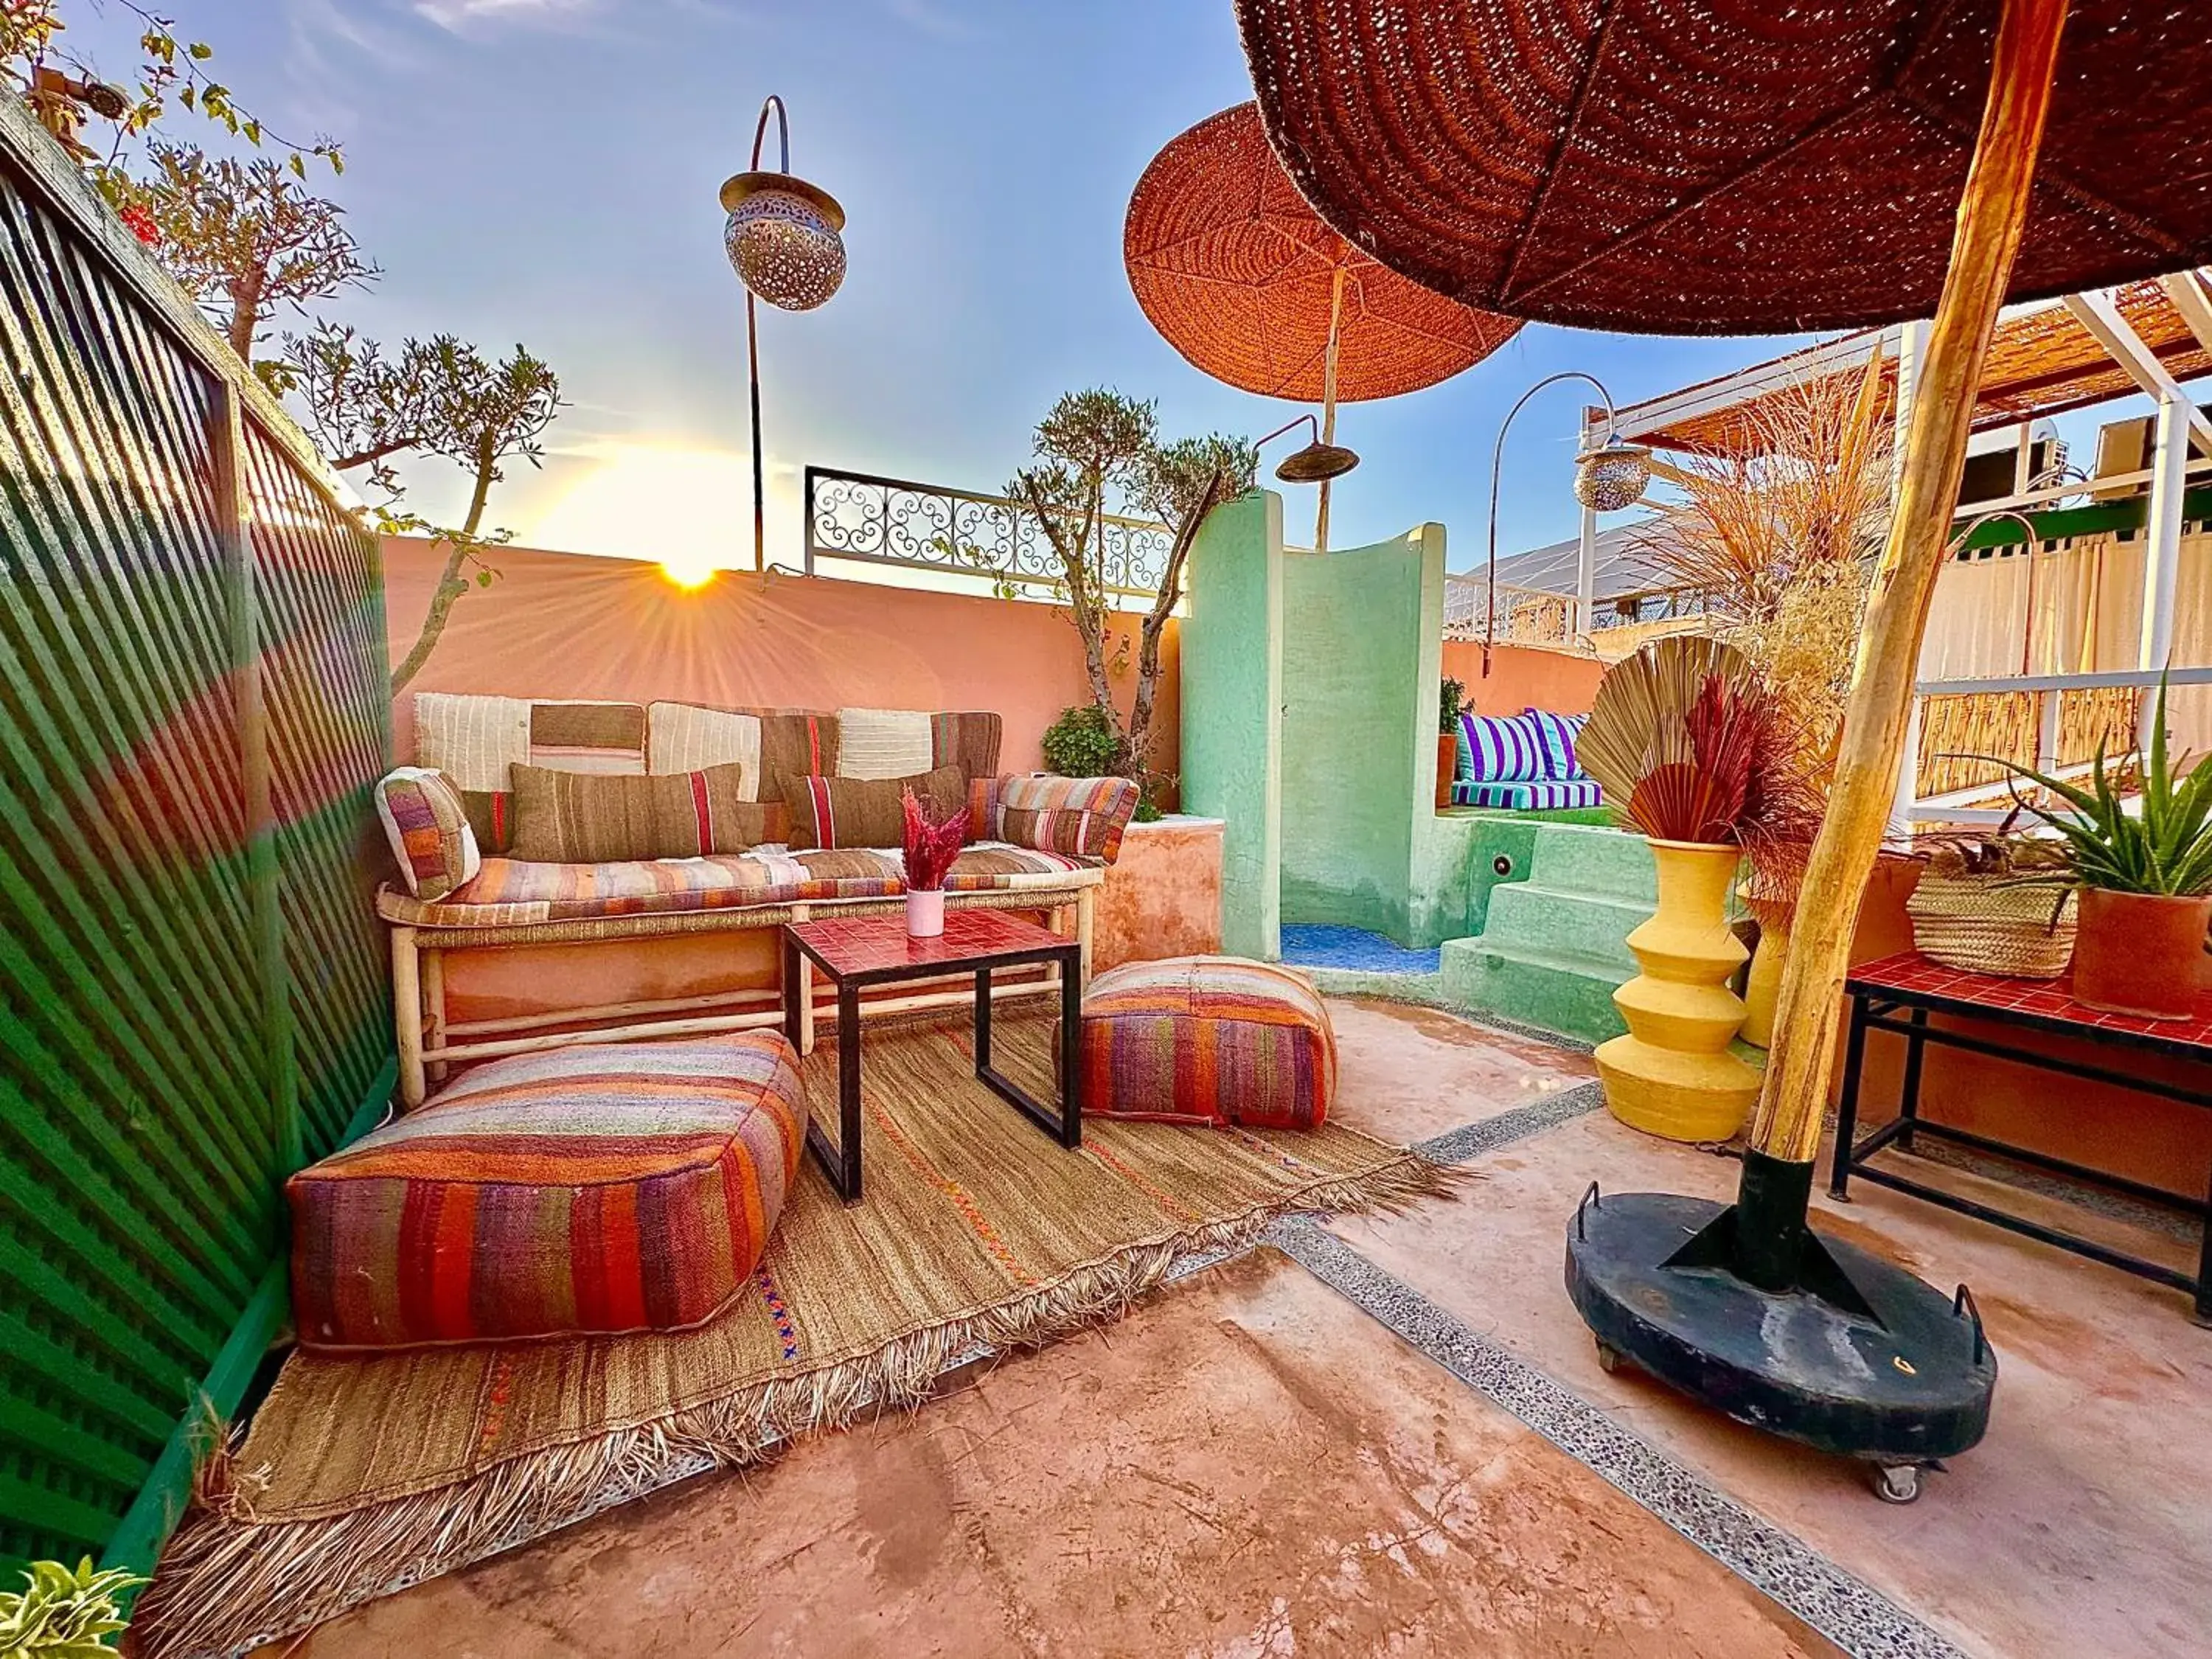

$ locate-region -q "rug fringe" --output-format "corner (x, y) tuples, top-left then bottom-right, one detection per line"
(128, 1150), (1459, 1659)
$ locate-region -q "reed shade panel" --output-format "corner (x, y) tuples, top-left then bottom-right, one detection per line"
(1233, 1), (2212, 335)
(1122, 102), (1520, 402)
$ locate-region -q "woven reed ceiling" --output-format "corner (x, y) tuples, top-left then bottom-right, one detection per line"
(1236, 0), (2212, 335)
(1635, 281), (2212, 454)
(1124, 102), (1521, 402)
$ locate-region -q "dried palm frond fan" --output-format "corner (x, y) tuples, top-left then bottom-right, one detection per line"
(1580, 637), (1818, 858)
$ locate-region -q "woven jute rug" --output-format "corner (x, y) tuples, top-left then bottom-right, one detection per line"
(137, 1010), (1450, 1658)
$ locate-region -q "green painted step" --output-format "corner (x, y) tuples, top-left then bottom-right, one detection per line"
(1441, 936), (1632, 1044)
(1524, 823), (1662, 904)
(1479, 883), (1649, 970)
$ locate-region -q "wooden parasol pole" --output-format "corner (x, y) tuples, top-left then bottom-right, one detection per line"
(1315, 265), (1346, 552)
(1745, 0), (2070, 1198)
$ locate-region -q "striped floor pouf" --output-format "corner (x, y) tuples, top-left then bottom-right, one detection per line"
(289, 1032), (807, 1352)
(1079, 956), (1337, 1131)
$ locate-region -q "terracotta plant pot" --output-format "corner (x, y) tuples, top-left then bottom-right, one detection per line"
(1436, 732), (1459, 808)
(2071, 887), (2211, 1020)
(1595, 841), (1761, 1141)
(905, 888), (945, 939)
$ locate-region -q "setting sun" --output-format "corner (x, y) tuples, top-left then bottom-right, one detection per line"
(533, 445), (751, 587)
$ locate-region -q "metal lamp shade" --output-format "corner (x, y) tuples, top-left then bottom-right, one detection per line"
(720, 172), (847, 312)
(1573, 440), (1651, 513)
(1273, 440), (1360, 484)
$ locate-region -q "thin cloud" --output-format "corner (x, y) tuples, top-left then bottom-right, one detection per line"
(414, 0), (600, 33)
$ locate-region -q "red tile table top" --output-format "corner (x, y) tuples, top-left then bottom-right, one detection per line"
(787, 907), (1074, 980)
(1848, 950), (2212, 1054)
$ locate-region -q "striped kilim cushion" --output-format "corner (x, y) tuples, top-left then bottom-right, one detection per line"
(288, 1032), (807, 1351)
(374, 768), (480, 901)
(1079, 956), (1336, 1131)
(945, 844), (1102, 891)
(507, 762), (773, 860)
(1458, 710), (1549, 784)
(971, 773), (1141, 862)
(376, 849), (903, 928)
(1450, 779), (1604, 810)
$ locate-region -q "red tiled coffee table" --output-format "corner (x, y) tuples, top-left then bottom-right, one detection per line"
(1836, 950), (2212, 1322)
(782, 909), (1083, 1203)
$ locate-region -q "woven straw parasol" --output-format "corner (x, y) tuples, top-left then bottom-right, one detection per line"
(1237, 0), (2212, 337)
(1239, 0), (2205, 1462)
(1124, 101), (1522, 549)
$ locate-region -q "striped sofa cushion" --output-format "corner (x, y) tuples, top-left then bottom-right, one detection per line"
(375, 848), (904, 928)
(1457, 711), (1551, 783)
(374, 768), (481, 901)
(1449, 779), (1604, 810)
(945, 844), (1103, 891)
(508, 762), (773, 860)
(1079, 956), (1337, 1130)
(970, 773), (1141, 863)
(288, 1032), (807, 1350)
(1524, 709), (1592, 781)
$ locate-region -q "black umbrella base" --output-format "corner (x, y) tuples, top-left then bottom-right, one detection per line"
(1565, 1182), (1997, 1503)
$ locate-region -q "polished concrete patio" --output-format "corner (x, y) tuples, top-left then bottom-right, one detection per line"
(264, 999), (2211, 1658)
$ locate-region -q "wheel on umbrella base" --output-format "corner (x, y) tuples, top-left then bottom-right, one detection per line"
(1874, 1463), (1922, 1504)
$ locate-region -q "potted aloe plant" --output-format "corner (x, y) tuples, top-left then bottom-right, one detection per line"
(0, 1558), (144, 1655)
(1994, 678), (2212, 1020)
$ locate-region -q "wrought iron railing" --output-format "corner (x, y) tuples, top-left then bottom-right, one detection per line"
(804, 465), (1173, 600)
(1442, 575), (1717, 646)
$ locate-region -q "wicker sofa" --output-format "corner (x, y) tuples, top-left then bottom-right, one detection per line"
(378, 694), (1138, 1107)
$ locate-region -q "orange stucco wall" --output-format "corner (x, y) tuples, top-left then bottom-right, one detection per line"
(1441, 640), (1604, 718)
(1840, 856), (2212, 1200)
(381, 537), (1180, 789)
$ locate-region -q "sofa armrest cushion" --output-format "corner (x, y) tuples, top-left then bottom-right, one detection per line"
(973, 773), (1141, 863)
(375, 768), (481, 901)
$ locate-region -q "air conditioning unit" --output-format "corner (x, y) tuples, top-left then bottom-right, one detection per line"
(1956, 424), (2065, 509)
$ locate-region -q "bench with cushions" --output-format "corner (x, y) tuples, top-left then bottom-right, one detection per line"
(376, 694), (1138, 1107)
(1450, 706), (1603, 811)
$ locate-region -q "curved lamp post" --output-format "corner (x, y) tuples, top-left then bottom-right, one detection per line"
(720, 96), (846, 572)
(1484, 372), (1652, 671)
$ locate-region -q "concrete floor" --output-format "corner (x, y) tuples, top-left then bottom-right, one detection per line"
(262, 999), (2212, 1659)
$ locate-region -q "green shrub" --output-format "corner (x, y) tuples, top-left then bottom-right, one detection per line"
(1441, 676), (1465, 735)
(1041, 704), (1122, 779)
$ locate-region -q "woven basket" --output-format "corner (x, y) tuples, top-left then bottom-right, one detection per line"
(1907, 871), (2077, 978)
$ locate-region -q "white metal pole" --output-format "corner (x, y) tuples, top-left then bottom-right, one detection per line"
(1574, 500), (1599, 638)
(2139, 385), (2188, 743)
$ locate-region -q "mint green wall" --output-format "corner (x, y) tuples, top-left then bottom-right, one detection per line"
(1279, 524), (1455, 945)
(1180, 490), (1283, 959)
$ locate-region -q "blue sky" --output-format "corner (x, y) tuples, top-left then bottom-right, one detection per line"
(61, 1), (2140, 574)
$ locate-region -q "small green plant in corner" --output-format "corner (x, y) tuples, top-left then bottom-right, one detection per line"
(1441, 675), (1465, 735)
(1042, 704), (1122, 778)
(0, 1557), (146, 1656)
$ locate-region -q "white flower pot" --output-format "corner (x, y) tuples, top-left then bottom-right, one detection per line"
(905, 888), (945, 938)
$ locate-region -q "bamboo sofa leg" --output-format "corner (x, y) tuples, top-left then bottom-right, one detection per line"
(788, 902), (816, 1056)
(392, 926), (427, 1110)
(422, 947), (448, 1086)
(1076, 886), (1096, 986)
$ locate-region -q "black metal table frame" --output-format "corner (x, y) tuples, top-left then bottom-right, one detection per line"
(1831, 979), (2212, 1324)
(781, 926), (1084, 1204)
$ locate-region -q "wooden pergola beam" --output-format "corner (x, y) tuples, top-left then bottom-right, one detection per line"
(2062, 287), (2212, 456)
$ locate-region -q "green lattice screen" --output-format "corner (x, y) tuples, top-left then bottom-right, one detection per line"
(0, 102), (394, 1577)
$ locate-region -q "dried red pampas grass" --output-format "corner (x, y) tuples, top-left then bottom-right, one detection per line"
(901, 787), (966, 891)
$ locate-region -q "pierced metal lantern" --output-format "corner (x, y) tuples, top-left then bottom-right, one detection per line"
(720, 172), (847, 312)
(1573, 437), (1652, 513)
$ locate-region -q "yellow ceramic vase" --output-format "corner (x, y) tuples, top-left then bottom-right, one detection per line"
(1596, 840), (1761, 1141)
(1739, 912), (1787, 1050)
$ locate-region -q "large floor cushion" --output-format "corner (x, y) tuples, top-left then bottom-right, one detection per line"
(289, 1032), (808, 1351)
(1079, 956), (1336, 1130)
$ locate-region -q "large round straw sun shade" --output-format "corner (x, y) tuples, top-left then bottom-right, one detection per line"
(1124, 102), (1522, 400)
(1234, 0), (2212, 336)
